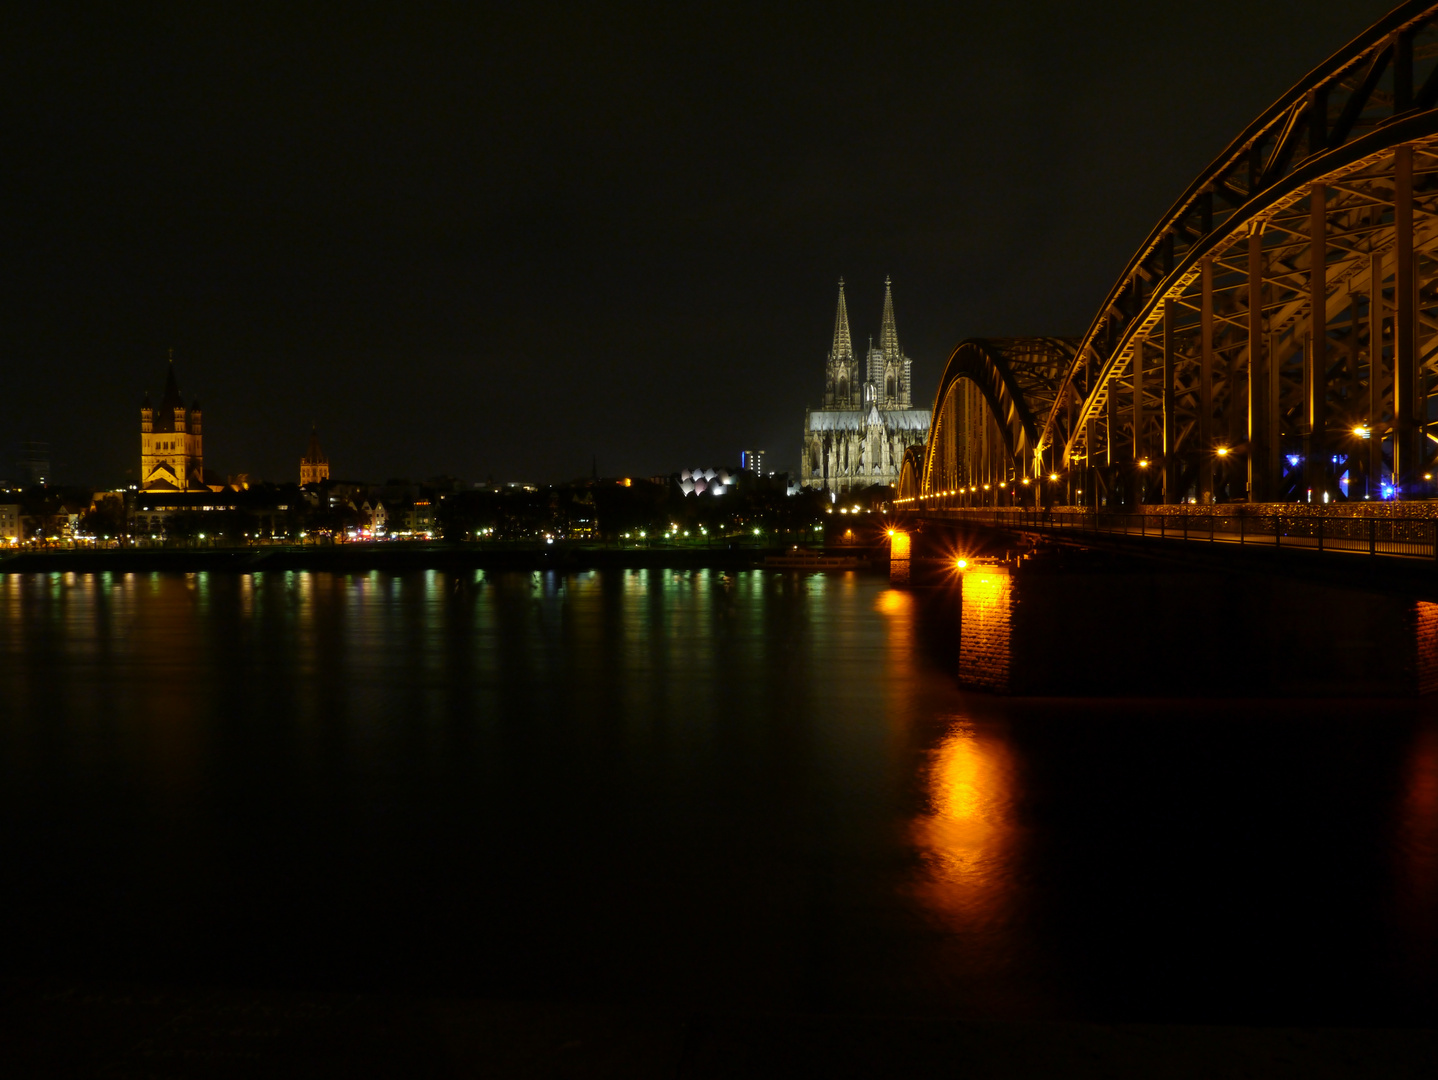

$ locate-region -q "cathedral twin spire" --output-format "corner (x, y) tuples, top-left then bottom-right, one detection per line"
(825, 275), (908, 409)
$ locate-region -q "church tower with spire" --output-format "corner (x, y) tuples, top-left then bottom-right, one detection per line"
(140, 352), (204, 492)
(802, 277), (929, 494)
(824, 278), (859, 409)
(300, 425), (330, 486)
(867, 275), (913, 409)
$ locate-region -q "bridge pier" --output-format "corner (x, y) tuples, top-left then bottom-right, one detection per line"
(956, 563), (1014, 692)
(901, 531), (1438, 696)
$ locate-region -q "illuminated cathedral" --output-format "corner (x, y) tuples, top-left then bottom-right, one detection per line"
(802, 277), (930, 494)
(140, 354), (205, 492)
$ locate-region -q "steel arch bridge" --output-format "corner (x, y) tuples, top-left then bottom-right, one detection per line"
(898, 1), (1438, 511)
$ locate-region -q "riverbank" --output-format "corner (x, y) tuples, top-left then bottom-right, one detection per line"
(0, 542), (888, 575)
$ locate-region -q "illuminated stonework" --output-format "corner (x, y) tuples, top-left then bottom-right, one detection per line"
(957, 565), (1013, 692)
(140, 356), (204, 492)
(889, 530), (911, 585)
(802, 277), (930, 494)
(300, 426), (330, 486)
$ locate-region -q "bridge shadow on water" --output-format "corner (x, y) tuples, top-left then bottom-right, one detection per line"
(908, 543), (1436, 698)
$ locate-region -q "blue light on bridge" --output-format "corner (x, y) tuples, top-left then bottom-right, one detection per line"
(1286, 455), (1302, 468)
(1381, 483), (1396, 500)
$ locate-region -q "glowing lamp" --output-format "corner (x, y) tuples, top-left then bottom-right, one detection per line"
(956, 558), (968, 570)
(1216, 447), (1229, 456)
(1049, 473), (1059, 481)
(1138, 459), (1149, 467)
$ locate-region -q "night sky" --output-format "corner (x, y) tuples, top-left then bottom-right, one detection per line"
(2, 2), (1397, 487)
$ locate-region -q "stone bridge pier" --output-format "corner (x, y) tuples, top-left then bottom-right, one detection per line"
(891, 528), (1438, 697)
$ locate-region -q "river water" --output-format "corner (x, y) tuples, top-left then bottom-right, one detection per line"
(1, 568), (1435, 1024)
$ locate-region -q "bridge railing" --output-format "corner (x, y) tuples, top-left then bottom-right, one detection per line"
(922, 508), (1438, 561)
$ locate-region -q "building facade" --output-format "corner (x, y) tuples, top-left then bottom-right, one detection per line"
(140, 356), (204, 492)
(300, 426), (330, 486)
(802, 278), (929, 494)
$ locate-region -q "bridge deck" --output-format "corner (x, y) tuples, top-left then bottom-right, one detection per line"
(918, 508), (1438, 562)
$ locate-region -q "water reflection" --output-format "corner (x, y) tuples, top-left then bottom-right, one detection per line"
(911, 718), (1026, 998)
(0, 569), (1436, 1022)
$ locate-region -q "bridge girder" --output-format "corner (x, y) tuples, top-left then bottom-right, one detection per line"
(908, 2), (1438, 513)
(1035, 1), (1438, 505)
(905, 338), (1072, 505)
(897, 445), (924, 501)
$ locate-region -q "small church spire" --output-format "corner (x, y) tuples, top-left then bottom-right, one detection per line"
(879, 276), (900, 358)
(829, 278), (854, 362)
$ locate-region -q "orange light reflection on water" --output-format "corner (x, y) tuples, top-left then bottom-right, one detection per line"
(912, 718), (1023, 968)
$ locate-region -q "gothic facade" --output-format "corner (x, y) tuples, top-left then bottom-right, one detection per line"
(802, 277), (930, 494)
(301, 426), (330, 486)
(140, 356), (204, 492)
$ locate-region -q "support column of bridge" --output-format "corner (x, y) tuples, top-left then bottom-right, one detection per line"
(1248, 228), (1274, 501)
(1133, 335), (1145, 505)
(1105, 355), (1119, 508)
(1370, 249), (1385, 495)
(1200, 257), (1215, 503)
(1163, 299), (1178, 503)
(1306, 185), (1331, 502)
(1394, 144), (1422, 493)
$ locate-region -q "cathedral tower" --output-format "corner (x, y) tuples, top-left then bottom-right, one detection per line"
(823, 278), (859, 409)
(140, 353), (204, 491)
(866, 276), (913, 408)
(300, 425), (330, 486)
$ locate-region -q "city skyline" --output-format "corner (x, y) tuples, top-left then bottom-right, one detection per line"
(3, 3), (1394, 485)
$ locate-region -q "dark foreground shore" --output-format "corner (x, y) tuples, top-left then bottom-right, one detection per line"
(2, 980), (1433, 1079)
(0, 543), (886, 576)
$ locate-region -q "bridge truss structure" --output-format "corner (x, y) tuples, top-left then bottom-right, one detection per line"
(899, 2), (1438, 510)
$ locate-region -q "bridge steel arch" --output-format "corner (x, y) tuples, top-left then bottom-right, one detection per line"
(1029, 1), (1438, 508)
(899, 338), (1073, 508)
(897, 445), (924, 502)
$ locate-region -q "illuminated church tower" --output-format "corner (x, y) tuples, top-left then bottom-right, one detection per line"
(867, 276), (913, 409)
(140, 353), (204, 492)
(823, 278), (859, 408)
(300, 426), (330, 486)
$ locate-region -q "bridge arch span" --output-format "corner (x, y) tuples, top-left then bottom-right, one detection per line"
(904, 3), (1438, 513)
(898, 338), (1072, 507)
(1031, 1), (1438, 506)
(897, 445), (924, 502)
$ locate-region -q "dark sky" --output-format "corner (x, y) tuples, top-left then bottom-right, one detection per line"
(2, 1), (1397, 487)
